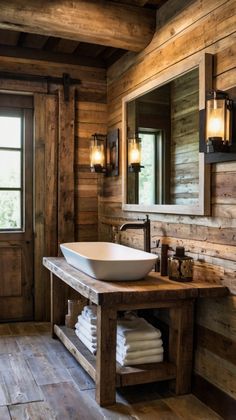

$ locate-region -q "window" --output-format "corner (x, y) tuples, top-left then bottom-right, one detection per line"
(0, 111), (23, 230)
(138, 131), (163, 205)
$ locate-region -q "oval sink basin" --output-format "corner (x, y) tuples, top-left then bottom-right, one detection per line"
(60, 242), (158, 281)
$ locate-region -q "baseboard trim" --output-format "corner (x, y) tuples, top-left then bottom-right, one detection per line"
(192, 374), (236, 420)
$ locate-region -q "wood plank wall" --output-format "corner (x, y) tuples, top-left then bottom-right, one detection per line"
(75, 100), (107, 242)
(170, 68), (199, 205)
(100, 0), (236, 413)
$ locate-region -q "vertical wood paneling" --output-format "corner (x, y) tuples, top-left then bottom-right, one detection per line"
(58, 88), (75, 246)
(34, 94), (58, 321)
(34, 93), (47, 321)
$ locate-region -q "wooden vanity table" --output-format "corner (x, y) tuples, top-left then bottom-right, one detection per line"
(43, 257), (228, 407)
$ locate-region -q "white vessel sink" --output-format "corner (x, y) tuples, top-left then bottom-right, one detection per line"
(60, 242), (158, 281)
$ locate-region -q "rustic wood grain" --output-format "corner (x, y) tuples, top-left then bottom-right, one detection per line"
(0, 337), (20, 355)
(0, 407), (11, 420)
(196, 297), (236, 342)
(0, 353), (42, 405)
(54, 325), (96, 381)
(164, 394), (222, 420)
(96, 306), (117, 406)
(194, 347), (236, 400)
(0, 0), (155, 52)
(41, 382), (103, 420)
(58, 87), (75, 246)
(195, 325), (236, 366)
(44, 257), (227, 306)
(9, 402), (56, 420)
(0, 322), (226, 419)
(25, 352), (72, 386)
(169, 300), (194, 394)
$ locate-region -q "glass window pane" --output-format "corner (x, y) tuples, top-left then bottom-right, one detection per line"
(0, 116), (21, 148)
(0, 190), (21, 229)
(139, 133), (156, 205)
(0, 151), (21, 188)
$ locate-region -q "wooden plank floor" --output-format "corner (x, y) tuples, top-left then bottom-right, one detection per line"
(0, 322), (222, 420)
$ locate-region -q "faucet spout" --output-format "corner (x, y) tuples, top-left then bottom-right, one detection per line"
(119, 215), (151, 253)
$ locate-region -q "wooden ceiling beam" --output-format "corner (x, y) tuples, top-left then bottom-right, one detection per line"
(0, 0), (156, 52)
(0, 44), (106, 68)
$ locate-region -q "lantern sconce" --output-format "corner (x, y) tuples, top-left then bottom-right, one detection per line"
(90, 129), (119, 176)
(128, 134), (144, 173)
(200, 89), (236, 163)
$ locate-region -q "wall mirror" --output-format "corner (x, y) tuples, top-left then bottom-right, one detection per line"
(122, 54), (212, 215)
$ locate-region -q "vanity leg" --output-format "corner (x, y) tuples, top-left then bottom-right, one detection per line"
(50, 273), (67, 338)
(169, 299), (194, 394)
(96, 306), (117, 406)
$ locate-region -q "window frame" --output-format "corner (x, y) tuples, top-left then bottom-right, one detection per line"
(0, 107), (24, 232)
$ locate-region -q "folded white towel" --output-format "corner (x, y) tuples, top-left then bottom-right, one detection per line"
(116, 352), (163, 366)
(116, 346), (164, 360)
(76, 316), (97, 335)
(82, 305), (97, 322)
(75, 329), (97, 355)
(117, 317), (161, 342)
(116, 338), (163, 353)
(75, 323), (97, 343)
(75, 322), (97, 342)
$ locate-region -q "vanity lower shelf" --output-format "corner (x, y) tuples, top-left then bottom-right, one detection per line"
(54, 324), (176, 387)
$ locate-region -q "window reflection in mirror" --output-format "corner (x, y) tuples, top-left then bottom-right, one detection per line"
(126, 68), (199, 206)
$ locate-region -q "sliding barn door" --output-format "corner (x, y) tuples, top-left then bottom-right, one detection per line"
(0, 94), (33, 321)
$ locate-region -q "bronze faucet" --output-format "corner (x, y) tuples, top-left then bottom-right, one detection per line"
(120, 215), (151, 253)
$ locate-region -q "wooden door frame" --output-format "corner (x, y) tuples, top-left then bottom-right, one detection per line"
(0, 93), (34, 321)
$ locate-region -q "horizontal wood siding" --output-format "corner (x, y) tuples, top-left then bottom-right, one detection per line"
(100, 0), (236, 408)
(170, 69), (199, 205)
(75, 100), (107, 242)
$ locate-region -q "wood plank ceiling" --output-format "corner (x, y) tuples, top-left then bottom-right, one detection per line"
(0, 0), (168, 68)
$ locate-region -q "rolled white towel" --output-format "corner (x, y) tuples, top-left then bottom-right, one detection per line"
(75, 323), (97, 343)
(117, 317), (161, 342)
(75, 329), (97, 355)
(117, 337), (163, 352)
(116, 352), (163, 366)
(116, 346), (164, 360)
(76, 316), (97, 335)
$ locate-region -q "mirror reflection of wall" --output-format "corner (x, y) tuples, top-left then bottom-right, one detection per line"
(126, 68), (199, 206)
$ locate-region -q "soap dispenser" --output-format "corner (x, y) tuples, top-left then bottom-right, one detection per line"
(168, 246), (193, 282)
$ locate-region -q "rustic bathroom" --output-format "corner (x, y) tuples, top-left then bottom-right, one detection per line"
(0, 0), (235, 419)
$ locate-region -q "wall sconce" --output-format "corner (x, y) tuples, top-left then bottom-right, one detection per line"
(90, 129), (119, 176)
(200, 89), (236, 163)
(128, 134), (143, 172)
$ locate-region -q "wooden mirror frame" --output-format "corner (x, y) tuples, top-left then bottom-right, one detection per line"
(122, 53), (212, 216)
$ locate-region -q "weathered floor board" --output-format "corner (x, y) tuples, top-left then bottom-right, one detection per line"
(0, 406), (11, 420)
(0, 322), (222, 419)
(0, 353), (43, 405)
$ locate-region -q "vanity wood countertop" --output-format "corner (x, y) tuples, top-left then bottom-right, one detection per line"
(43, 257), (228, 307)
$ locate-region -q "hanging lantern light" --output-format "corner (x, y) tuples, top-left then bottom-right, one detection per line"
(90, 134), (106, 173)
(128, 134), (143, 172)
(206, 90), (233, 153)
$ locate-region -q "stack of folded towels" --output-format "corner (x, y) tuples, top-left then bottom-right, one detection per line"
(75, 305), (97, 355)
(75, 306), (164, 366)
(116, 312), (163, 366)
